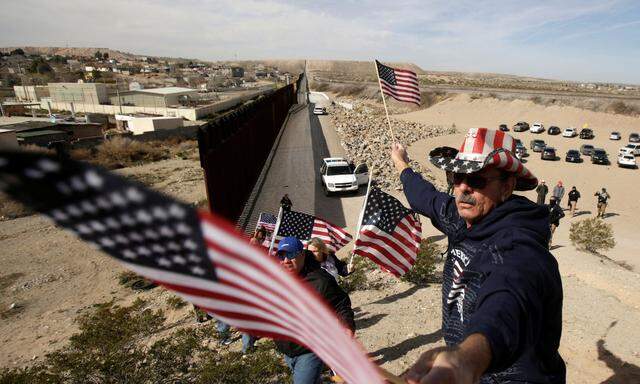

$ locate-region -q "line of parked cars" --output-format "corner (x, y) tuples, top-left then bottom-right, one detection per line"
(523, 138), (640, 168)
(500, 121), (640, 142)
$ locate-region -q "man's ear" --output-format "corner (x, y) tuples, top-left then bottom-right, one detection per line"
(502, 175), (516, 201)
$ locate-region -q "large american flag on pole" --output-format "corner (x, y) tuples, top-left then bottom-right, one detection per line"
(354, 186), (422, 277)
(0, 151), (384, 384)
(376, 60), (421, 105)
(273, 209), (352, 252)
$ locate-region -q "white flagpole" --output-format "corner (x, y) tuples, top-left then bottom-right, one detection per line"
(349, 166), (375, 268)
(268, 206), (283, 255)
(373, 60), (397, 143)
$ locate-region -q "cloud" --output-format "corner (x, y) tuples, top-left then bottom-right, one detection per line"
(1, 0), (639, 83)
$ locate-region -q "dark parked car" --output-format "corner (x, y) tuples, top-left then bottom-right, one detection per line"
(580, 144), (595, 156)
(513, 121), (530, 132)
(499, 124), (509, 131)
(530, 139), (546, 152)
(579, 128), (594, 139)
(541, 147), (556, 160)
(630, 133), (640, 143)
(547, 126), (561, 135)
(565, 149), (582, 163)
(591, 148), (609, 165)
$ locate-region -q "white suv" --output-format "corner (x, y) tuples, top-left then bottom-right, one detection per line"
(562, 127), (577, 137)
(625, 143), (640, 156)
(320, 158), (369, 195)
(313, 106), (326, 115)
(530, 123), (545, 133)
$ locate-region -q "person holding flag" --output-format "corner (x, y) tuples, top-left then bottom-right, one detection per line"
(390, 128), (566, 384)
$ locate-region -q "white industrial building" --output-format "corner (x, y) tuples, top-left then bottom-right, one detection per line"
(111, 87), (198, 108)
(13, 86), (50, 102)
(115, 115), (184, 135)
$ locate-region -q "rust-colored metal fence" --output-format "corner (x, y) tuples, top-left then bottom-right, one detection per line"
(198, 82), (297, 222)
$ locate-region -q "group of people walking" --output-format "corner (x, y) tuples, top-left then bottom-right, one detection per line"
(536, 180), (612, 245)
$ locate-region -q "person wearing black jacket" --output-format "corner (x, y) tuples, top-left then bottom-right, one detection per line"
(391, 128), (565, 384)
(568, 186), (581, 217)
(549, 197), (565, 247)
(274, 237), (355, 384)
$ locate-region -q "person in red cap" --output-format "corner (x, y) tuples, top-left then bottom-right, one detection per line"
(391, 128), (565, 384)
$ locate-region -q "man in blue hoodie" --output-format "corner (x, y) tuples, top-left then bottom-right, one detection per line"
(393, 128), (565, 384)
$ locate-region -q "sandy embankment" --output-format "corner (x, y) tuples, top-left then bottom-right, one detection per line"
(393, 94), (640, 382)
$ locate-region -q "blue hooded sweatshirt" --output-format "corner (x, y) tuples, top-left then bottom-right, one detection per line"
(401, 168), (566, 384)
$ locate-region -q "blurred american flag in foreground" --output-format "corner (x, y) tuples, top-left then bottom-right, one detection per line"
(0, 150), (384, 384)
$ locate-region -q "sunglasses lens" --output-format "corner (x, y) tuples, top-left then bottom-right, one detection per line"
(278, 251), (297, 261)
(453, 173), (487, 189)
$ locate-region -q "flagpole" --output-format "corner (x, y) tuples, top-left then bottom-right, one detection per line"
(268, 206), (283, 255)
(373, 60), (397, 143)
(349, 166), (374, 268)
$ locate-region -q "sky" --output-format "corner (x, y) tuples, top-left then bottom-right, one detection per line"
(2, 0), (640, 84)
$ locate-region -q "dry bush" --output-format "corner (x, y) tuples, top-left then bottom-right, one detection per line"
(569, 217), (615, 253)
(69, 147), (93, 161)
(606, 100), (639, 116)
(401, 239), (440, 285)
(0, 193), (33, 219)
(93, 137), (169, 169)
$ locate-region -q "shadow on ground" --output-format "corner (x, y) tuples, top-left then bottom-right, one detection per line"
(309, 106), (347, 227)
(597, 339), (640, 383)
(355, 313), (387, 330)
(368, 329), (443, 365)
(371, 285), (422, 305)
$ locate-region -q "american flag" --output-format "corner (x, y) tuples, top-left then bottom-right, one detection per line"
(273, 209), (352, 253)
(0, 151), (384, 384)
(375, 60), (421, 105)
(256, 212), (277, 232)
(354, 186), (422, 277)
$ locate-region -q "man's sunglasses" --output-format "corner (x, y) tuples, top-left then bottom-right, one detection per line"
(277, 251), (300, 261)
(453, 173), (507, 189)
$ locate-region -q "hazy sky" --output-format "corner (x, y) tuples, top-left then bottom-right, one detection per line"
(2, 0), (640, 84)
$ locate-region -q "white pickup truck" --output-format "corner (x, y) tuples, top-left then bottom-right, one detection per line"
(320, 157), (369, 196)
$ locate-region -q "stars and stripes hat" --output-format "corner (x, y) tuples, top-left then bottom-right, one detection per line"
(428, 127), (538, 191)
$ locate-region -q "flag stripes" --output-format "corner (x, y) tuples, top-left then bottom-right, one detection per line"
(376, 60), (421, 105)
(0, 151), (383, 384)
(353, 186), (422, 277)
(273, 209), (352, 252)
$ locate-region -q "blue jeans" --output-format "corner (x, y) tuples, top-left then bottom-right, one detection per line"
(284, 352), (324, 384)
(216, 321), (256, 353)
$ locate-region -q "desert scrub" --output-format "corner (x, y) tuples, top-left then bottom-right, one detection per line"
(402, 239), (440, 285)
(607, 100), (639, 116)
(0, 300), (289, 384)
(569, 217), (615, 253)
(93, 136), (169, 169)
(339, 254), (376, 293)
(166, 295), (188, 309)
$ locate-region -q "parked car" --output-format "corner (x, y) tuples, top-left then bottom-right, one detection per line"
(580, 144), (595, 156)
(630, 133), (640, 143)
(609, 131), (621, 140)
(618, 154), (637, 168)
(530, 139), (546, 152)
(513, 121), (530, 132)
(565, 149), (582, 163)
(591, 149), (608, 165)
(530, 123), (545, 133)
(541, 147), (556, 160)
(320, 157), (368, 195)
(619, 147), (635, 157)
(313, 106), (327, 115)
(547, 126), (561, 135)
(499, 124), (509, 131)
(562, 127), (577, 137)
(515, 146), (528, 159)
(625, 143), (640, 156)
(579, 128), (594, 139)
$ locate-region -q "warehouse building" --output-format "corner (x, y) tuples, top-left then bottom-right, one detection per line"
(13, 86), (50, 102)
(110, 87), (198, 108)
(48, 83), (110, 104)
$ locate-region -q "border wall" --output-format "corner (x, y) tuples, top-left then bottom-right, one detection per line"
(198, 75), (302, 222)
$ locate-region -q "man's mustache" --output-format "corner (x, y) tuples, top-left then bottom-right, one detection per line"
(457, 193), (476, 206)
